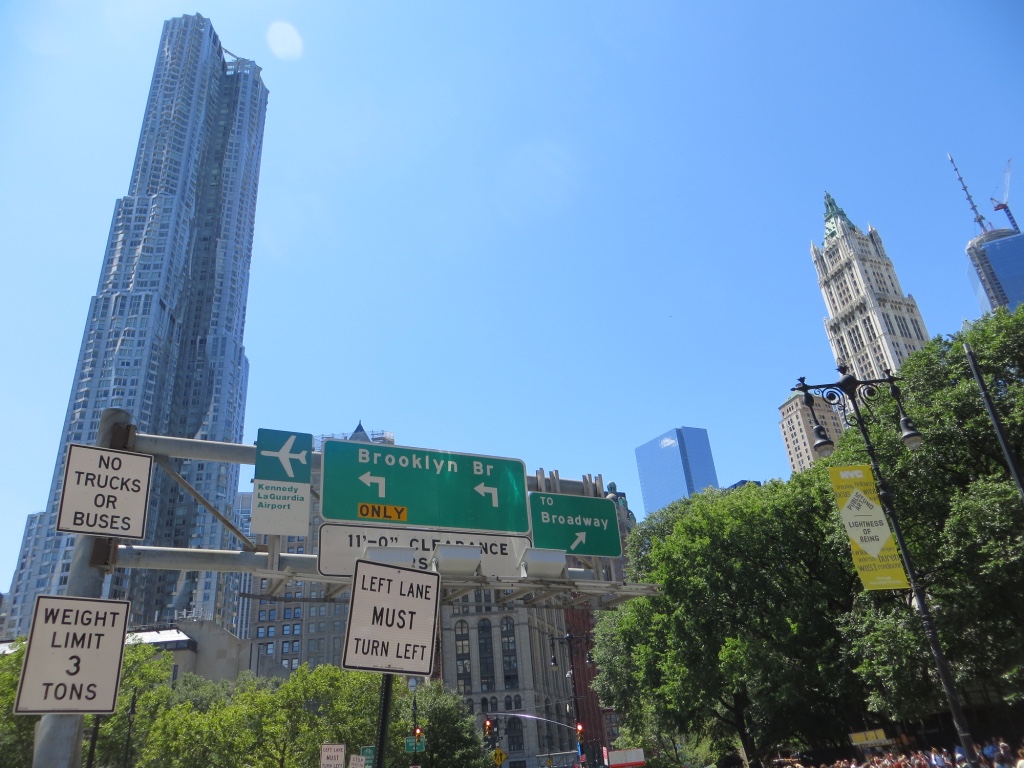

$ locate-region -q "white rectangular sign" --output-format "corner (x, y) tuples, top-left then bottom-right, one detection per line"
(15, 595), (130, 714)
(321, 743), (346, 768)
(319, 524), (532, 578)
(253, 429), (312, 535)
(58, 444), (152, 539)
(343, 560), (440, 676)
(350, 755), (366, 768)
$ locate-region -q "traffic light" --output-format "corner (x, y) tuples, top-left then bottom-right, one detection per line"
(484, 719), (493, 738)
(576, 722), (584, 743)
(414, 725), (423, 743)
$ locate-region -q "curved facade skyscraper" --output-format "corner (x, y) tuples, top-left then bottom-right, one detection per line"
(4, 14), (268, 637)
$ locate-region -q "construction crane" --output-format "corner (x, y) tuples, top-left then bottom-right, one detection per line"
(949, 153), (992, 233)
(990, 159), (1020, 234)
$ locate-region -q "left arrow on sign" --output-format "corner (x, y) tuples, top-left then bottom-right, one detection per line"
(359, 472), (386, 497)
(475, 483), (498, 507)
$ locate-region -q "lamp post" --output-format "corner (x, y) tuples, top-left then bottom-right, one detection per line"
(793, 366), (976, 760)
(550, 634), (595, 766)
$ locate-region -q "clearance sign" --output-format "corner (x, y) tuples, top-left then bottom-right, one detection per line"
(828, 466), (909, 591)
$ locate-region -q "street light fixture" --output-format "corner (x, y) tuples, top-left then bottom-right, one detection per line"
(793, 365), (976, 761)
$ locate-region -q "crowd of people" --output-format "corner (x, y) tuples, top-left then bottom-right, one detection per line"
(811, 739), (1024, 768)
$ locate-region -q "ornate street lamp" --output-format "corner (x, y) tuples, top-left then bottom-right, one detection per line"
(793, 365), (975, 760)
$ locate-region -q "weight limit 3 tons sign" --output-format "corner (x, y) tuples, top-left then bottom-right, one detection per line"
(58, 444), (152, 539)
(15, 595), (130, 714)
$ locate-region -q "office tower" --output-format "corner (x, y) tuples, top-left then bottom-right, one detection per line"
(4, 14), (268, 638)
(811, 193), (929, 380)
(778, 393), (846, 473)
(949, 157), (1024, 313)
(634, 426), (719, 514)
(967, 230), (1024, 313)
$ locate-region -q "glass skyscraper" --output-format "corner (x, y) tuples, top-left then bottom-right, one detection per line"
(967, 228), (1024, 313)
(4, 14), (268, 638)
(634, 426), (719, 515)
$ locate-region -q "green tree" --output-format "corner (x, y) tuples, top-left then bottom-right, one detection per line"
(596, 478), (862, 763)
(594, 308), (1024, 756)
(0, 642), (36, 768)
(404, 681), (491, 768)
(829, 307), (1024, 719)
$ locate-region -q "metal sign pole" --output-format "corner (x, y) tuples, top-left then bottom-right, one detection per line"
(33, 409), (133, 768)
(374, 674), (394, 768)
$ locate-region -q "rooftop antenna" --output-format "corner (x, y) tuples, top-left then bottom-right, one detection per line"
(948, 153), (992, 233)
(990, 159), (1020, 234)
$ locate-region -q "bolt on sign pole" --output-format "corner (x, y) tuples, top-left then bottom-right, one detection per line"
(33, 409), (134, 768)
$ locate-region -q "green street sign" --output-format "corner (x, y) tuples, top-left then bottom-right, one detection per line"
(360, 747), (376, 759)
(529, 493), (622, 557)
(321, 441), (529, 534)
(405, 737), (426, 752)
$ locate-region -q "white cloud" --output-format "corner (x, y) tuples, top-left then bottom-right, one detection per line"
(659, 437), (677, 448)
(267, 21), (303, 60)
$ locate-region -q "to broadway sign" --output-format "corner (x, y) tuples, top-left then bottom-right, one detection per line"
(321, 441), (529, 534)
(343, 560), (440, 676)
(58, 445), (152, 539)
(15, 595), (130, 714)
(529, 493), (621, 557)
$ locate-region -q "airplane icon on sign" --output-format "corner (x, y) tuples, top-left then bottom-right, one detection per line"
(260, 435), (308, 479)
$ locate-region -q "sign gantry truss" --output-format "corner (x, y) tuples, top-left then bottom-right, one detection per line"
(92, 422), (660, 609)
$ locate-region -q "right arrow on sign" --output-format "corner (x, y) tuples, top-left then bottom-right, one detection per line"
(570, 532), (586, 551)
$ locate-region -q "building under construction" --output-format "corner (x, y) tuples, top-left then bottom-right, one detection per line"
(949, 156), (1024, 313)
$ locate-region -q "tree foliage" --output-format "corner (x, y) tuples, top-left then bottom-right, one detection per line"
(0, 637), (486, 768)
(595, 308), (1024, 759)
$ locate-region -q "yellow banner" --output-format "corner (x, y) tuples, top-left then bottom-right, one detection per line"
(828, 466), (909, 590)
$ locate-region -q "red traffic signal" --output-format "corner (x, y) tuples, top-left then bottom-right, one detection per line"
(414, 725), (423, 739)
(484, 719), (493, 737)
(576, 722), (584, 742)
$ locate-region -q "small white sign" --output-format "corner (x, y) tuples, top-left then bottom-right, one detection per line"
(252, 430), (312, 535)
(319, 524), (532, 578)
(350, 755), (367, 768)
(321, 743), (346, 768)
(343, 560), (440, 676)
(15, 595), (130, 714)
(58, 444), (152, 539)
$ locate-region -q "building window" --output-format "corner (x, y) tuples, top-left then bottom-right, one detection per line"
(501, 617), (518, 689)
(455, 620), (472, 695)
(507, 719), (524, 752)
(478, 619), (494, 691)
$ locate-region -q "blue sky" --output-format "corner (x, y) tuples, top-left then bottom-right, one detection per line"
(1, 1), (1022, 591)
